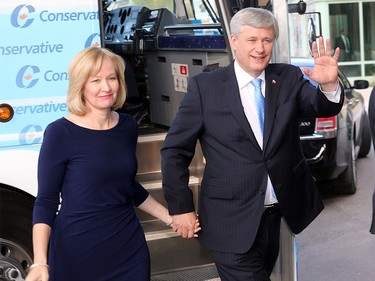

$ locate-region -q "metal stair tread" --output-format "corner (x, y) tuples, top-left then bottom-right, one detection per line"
(142, 219), (178, 241)
(151, 264), (220, 281)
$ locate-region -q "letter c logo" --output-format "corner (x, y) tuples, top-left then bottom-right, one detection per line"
(19, 125), (43, 145)
(16, 65), (40, 88)
(11, 5), (36, 28)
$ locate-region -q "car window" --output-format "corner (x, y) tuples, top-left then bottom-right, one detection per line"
(292, 58), (352, 91)
(300, 67), (318, 87)
(338, 69), (351, 90)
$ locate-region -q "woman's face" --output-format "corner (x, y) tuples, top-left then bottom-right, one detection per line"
(82, 56), (119, 112)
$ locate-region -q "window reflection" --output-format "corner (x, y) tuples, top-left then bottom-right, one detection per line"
(365, 64), (375, 77)
(363, 2), (375, 61)
(339, 65), (361, 77)
(329, 3), (359, 62)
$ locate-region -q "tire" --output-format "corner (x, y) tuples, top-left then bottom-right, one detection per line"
(358, 111), (372, 158)
(336, 137), (357, 194)
(0, 185), (34, 280)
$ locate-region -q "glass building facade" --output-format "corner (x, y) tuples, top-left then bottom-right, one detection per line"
(289, 0), (375, 84)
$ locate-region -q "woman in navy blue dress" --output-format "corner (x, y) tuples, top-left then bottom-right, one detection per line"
(25, 47), (197, 281)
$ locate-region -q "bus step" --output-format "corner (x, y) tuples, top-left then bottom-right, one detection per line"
(142, 219), (178, 241)
(151, 264), (220, 281)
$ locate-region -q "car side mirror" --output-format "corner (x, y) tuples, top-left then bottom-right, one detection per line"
(305, 12), (322, 57)
(307, 18), (316, 56)
(353, 80), (369, 90)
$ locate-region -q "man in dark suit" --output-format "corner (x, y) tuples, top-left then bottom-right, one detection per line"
(335, 28), (351, 61)
(368, 87), (375, 234)
(161, 7), (343, 281)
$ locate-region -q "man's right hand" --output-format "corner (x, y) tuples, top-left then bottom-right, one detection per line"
(172, 212), (201, 238)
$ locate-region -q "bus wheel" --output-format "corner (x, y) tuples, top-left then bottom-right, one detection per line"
(0, 185), (34, 280)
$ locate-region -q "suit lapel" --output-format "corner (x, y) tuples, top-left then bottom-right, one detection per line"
(222, 63), (262, 150)
(263, 71), (280, 152)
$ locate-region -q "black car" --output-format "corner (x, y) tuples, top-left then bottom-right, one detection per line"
(293, 58), (372, 194)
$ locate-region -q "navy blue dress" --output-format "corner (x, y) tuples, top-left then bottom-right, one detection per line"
(33, 114), (150, 280)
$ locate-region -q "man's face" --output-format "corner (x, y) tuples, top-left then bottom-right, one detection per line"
(230, 25), (274, 77)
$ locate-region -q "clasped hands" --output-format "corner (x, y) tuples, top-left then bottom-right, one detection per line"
(168, 211), (201, 238)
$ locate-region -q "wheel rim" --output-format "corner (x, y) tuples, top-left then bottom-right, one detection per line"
(0, 238), (32, 281)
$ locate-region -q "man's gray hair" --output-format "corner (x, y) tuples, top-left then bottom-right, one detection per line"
(230, 7), (279, 39)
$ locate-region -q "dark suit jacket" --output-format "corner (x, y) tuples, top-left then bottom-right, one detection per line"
(335, 36), (351, 61)
(161, 61), (344, 254)
(335, 36), (349, 52)
(368, 87), (375, 234)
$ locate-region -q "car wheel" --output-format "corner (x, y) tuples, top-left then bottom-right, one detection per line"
(0, 186), (34, 280)
(358, 111), (372, 158)
(337, 136), (357, 194)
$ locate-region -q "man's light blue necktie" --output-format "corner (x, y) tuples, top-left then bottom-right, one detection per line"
(251, 78), (277, 201)
(251, 78), (264, 134)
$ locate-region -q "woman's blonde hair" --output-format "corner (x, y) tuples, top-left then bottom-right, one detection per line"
(66, 47), (126, 115)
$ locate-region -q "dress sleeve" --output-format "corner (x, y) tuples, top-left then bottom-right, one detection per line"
(33, 121), (67, 227)
(132, 181), (149, 207)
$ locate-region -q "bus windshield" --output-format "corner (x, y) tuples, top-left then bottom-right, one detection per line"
(104, 0), (219, 23)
